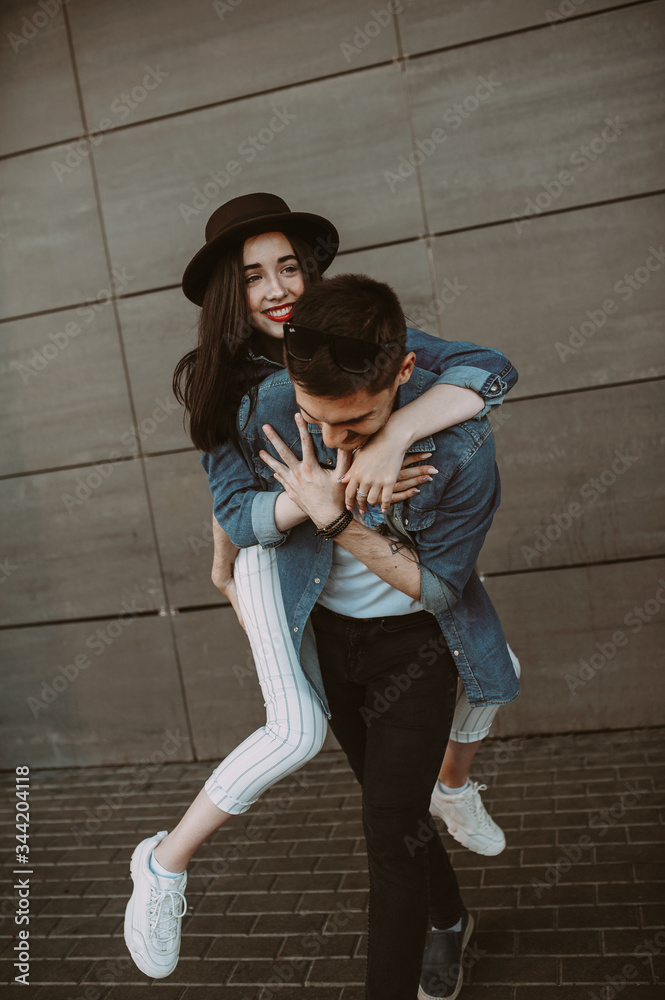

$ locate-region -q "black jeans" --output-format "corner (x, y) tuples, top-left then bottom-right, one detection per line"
(310, 603), (464, 1000)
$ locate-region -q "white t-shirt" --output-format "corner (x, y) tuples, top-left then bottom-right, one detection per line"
(316, 507), (424, 618)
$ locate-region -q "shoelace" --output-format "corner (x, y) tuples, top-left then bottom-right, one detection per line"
(148, 885), (188, 942)
(466, 781), (495, 830)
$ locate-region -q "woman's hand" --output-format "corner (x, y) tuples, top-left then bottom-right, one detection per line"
(341, 445), (438, 513)
(210, 513), (245, 631)
(211, 566), (246, 632)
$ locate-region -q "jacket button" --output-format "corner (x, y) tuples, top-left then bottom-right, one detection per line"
(453, 650), (459, 656)
(293, 626), (298, 633)
(404, 518), (409, 525)
(314, 578), (320, 584)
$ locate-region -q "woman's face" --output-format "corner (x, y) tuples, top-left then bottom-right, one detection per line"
(243, 231), (305, 340)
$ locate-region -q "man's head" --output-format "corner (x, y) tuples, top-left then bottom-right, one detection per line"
(286, 273), (416, 450)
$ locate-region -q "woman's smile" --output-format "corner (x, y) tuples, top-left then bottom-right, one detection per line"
(262, 303), (294, 323)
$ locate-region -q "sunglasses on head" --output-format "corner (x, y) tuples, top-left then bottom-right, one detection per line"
(283, 322), (405, 375)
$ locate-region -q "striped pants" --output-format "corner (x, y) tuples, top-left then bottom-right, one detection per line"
(204, 545), (520, 814)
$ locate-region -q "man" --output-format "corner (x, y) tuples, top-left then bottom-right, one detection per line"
(214, 274), (519, 1000)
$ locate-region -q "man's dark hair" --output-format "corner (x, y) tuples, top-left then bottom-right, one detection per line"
(287, 273), (407, 398)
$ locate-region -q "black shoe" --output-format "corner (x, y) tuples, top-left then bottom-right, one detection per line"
(418, 909), (475, 1000)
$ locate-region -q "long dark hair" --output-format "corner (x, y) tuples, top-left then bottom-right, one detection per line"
(173, 231), (322, 452)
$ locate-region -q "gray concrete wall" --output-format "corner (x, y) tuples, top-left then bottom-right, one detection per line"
(1, 0), (663, 767)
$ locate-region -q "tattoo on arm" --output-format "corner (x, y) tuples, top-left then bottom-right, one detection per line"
(387, 538), (420, 564)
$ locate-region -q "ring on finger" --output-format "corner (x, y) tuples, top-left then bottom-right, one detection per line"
(356, 490), (369, 498)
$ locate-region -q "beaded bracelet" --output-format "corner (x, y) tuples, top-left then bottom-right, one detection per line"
(314, 510), (353, 539)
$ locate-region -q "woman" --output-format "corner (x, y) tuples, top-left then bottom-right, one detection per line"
(123, 192), (516, 980)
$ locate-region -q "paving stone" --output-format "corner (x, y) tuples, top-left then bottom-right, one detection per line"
(33, 989), (111, 1000)
(514, 990), (603, 1000)
(477, 908), (555, 931)
(21, 958), (92, 983)
(272, 873), (340, 893)
(106, 989), (182, 999)
(228, 892), (301, 915)
(253, 913), (328, 936)
(561, 955), (651, 983)
(228, 957), (311, 985)
(456, 990), (513, 1000)
(604, 990), (665, 1000)
(640, 903), (665, 927)
(603, 927), (665, 955)
(472, 929), (515, 956)
(281, 933), (358, 960)
(207, 935), (283, 960)
(557, 905), (640, 929)
(627, 825), (665, 842)
(306, 958), (365, 983)
(471, 955), (558, 983)
(517, 929), (601, 954)
(598, 882), (665, 905)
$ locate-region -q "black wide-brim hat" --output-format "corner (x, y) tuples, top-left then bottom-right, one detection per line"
(182, 192), (340, 306)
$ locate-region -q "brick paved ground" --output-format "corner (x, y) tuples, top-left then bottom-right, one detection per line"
(1, 727), (663, 999)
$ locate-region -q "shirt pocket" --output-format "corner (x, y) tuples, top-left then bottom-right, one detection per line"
(252, 455), (275, 483)
(399, 504), (436, 533)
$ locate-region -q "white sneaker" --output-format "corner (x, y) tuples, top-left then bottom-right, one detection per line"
(430, 781), (506, 856)
(124, 830), (188, 978)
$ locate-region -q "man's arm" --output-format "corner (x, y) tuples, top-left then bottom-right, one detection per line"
(260, 416), (499, 608)
(331, 519), (421, 600)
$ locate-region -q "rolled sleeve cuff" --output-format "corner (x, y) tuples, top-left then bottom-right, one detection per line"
(433, 365), (509, 419)
(419, 563), (460, 617)
(251, 491), (289, 549)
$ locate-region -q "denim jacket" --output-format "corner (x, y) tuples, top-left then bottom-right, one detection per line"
(202, 329), (520, 715)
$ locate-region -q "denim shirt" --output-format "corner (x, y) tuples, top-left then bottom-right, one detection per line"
(202, 329), (520, 715)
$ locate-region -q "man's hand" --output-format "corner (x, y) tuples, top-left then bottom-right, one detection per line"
(259, 414), (351, 528)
